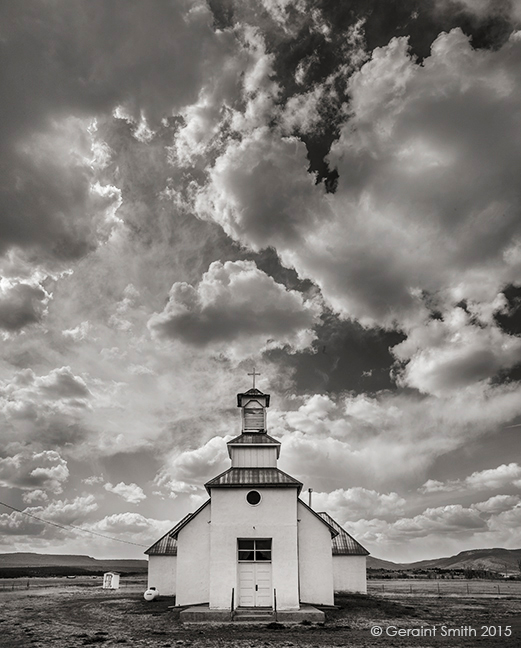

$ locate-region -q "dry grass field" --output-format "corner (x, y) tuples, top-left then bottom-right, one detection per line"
(1, 577), (521, 648)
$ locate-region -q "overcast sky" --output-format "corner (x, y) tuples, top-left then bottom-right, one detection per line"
(1, 0), (521, 563)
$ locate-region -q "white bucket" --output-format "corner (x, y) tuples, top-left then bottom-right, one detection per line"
(144, 587), (159, 601)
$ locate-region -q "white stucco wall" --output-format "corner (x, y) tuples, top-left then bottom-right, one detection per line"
(176, 503), (211, 606)
(147, 556), (176, 596)
(209, 487), (300, 610)
(332, 555), (367, 594)
(230, 446), (277, 467)
(297, 501), (334, 605)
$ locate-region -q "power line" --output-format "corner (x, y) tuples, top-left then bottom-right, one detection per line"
(0, 500), (148, 548)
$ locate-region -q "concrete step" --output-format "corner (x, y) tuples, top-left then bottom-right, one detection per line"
(233, 608), (275, 622)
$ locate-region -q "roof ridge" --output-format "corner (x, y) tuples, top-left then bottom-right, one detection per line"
(205, 466), (302, 494)
(317, 511), (370, 556)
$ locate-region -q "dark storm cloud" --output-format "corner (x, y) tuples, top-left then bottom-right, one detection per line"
(208, 0), (517, 180)
(0, 0), (233, 263)
(0, 282), (48, 331)
(267, 313), (406, 395)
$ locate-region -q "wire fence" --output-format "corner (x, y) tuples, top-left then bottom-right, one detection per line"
(368, 578), (521, 597)
(2, 575), (521, 598)
(0, 575), (147, 593)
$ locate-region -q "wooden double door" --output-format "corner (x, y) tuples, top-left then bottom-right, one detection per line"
(237, 538), (272, 607)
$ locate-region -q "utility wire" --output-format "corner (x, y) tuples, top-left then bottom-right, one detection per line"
(0, 500), (148, 548)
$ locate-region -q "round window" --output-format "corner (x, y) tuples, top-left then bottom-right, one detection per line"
(246, 490), (261, 506)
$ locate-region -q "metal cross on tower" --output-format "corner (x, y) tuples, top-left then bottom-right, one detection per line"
(248, 367), (261, 389)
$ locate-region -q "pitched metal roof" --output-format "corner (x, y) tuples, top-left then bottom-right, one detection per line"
(144, 500), (210, 556)
(237, 389), (270, 406)
(227, 433), (281, 458)
(318, 512), (370, 556)
(205, 468), (302, 493)
(144, 530), (179, 556)
(227, 433), (280, 445)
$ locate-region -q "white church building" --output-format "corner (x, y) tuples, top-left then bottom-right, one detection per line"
(146, 385), (368, 618)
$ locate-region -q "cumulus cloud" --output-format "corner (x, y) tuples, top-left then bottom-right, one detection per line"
(1, 366), (91, 406)
(195, 29), (521, 333)
(0, 366), (95, 450)
(393, 306), (521, 395)
(62, 321), (92, 341)
(0, 495), (98, 538)
(350, 504), (488, 552)
(195, 127), (330, 251)
(348, 494), (521, 560)
(324, 29), (521, 324)
(0, 450), (69, 494)
(85, 512), (172, 546)
(33, 495), (98, 524)
(419, 462), (521, 494)
(22, 489), (49, 504)
(466, 463), (521, 490)
(171, 25), (278, 167)
(472, 494), (520, 514)
(155, 436), (230, 496)
(149, 260), (320, 359)
(273, 388), (521, 491)
(313, 487), (406, 521)
(419, 479), (460, 494)
(104, 481), (146, 504)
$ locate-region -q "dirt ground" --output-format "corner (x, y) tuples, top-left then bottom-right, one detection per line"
(1, 585), (521, 648)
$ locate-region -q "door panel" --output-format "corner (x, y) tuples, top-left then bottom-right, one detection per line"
(238, 563), (255, 607)
(255, 562), (272, 607)
(238, 562), (272, 607)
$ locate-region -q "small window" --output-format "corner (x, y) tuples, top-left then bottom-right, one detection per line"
(246, 490), (261, 506)
(238, 539), (255, 561)
(238, 538), (272, 562)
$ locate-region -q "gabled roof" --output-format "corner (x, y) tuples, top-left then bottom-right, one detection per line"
(227, 433), (280, 445)
(205, 467), (302, 494)
(237, 388), (270, 406)
(318, 511), (370, 556)
(227, 433), (281, 458)
(144, 500), (210, 556)
(298, 499), (338, 538)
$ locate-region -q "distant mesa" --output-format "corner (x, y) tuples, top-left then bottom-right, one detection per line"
(1, 547), (520, 578)
(368, 548), (521, 574)
(0, 552), (147, 578)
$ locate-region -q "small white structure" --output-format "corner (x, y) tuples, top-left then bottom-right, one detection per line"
(102, 572), (120, 589)
(146, 384), (368, 612)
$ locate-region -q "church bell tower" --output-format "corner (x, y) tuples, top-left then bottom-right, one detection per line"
(237, 388), (270, 433)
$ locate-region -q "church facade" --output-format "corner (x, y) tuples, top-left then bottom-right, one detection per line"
(146, 386), (368, 611)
